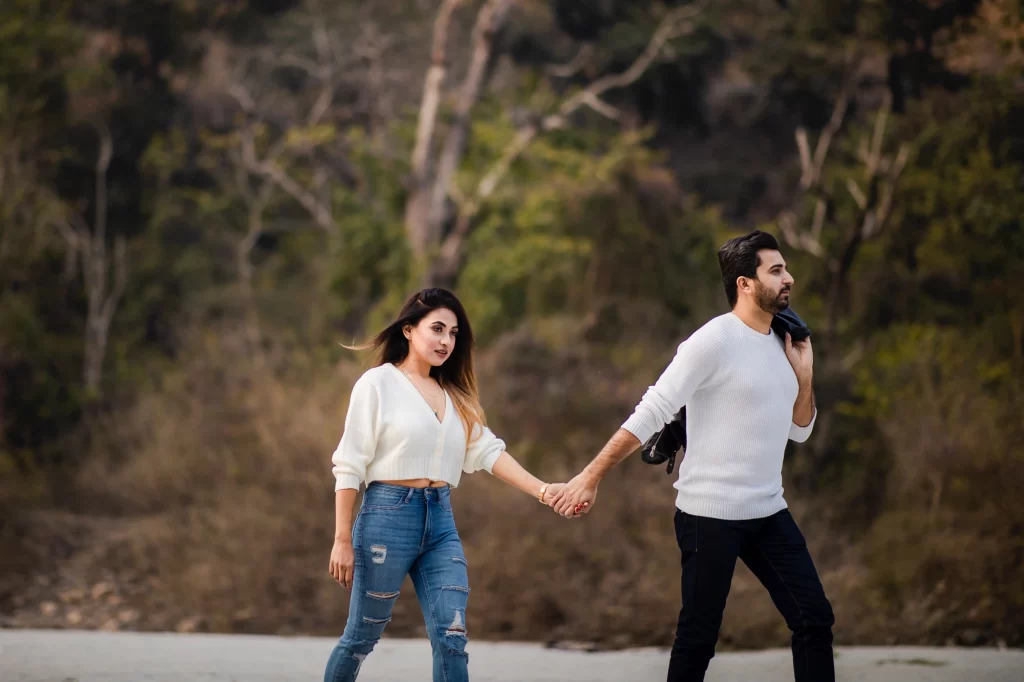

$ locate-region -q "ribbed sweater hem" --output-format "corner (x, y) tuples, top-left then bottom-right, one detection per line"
(675, 491), (788, 521)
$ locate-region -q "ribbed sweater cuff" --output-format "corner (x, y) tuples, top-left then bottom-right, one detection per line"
(478, 447), (503, 474)
(622, 406), (660, 444)
(334, 474), (362, 491)
(789, 407), (817, 443)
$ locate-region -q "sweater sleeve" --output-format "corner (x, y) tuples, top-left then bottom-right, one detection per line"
(621, 327), (721, 444)
(462, 422), (506, 474)
(788, 408), (817, 443)
(331, 374), (381, 491)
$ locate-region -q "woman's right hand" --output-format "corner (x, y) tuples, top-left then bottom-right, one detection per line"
(329, 539), (355, 590)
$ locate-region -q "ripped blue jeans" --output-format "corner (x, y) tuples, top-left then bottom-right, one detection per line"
(324, 483), (471, 682)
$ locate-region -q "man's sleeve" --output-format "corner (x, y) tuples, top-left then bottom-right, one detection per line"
(788, 409), (817, 443)
(621, 331), (719, 444)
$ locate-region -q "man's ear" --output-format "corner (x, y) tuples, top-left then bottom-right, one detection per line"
(736, 276), (752, 296)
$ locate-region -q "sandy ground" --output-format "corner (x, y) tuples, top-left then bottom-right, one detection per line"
(1, 630), (1022, 681)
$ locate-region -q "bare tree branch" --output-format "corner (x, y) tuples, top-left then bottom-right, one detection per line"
(846, 178), (867, 210)
(548, 0), (708, 127)
(865, 95), (890, 176)
(581, 91), (622, 120)
(237, 126), (336, 233)
(492, 3), (705, 195)
(866, 143), (909, 238)
(99, 235), (127, 330)
(547, 43), (595, 78)
(227, 39), (344, 236)
(795, 128), (813, 183)
(796, 79), (854, 190)
(779, 69), (858, 256)
(777, 209), (825, 257)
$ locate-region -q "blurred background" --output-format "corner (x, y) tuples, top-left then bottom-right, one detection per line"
(1, 0), (1022, 653)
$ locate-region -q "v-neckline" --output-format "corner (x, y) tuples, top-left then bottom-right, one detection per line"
(389, 363), (449, 424)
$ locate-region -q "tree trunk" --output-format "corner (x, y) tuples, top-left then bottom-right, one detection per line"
(405, 0), (465, 261)
(79, 122), (126, 398)
(406, 0), (511, 285)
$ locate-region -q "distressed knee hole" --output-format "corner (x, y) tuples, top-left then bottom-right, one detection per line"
(362, 616), (391, 626)
(445, 608), (467, 638)
(441, 585), (470, 594)
(366, 590), (400, 601)
(343, 638), (378, 656)
(451, 556), (468, 566)
(350, 649), (368, 675)
(370, 545), (387, 564)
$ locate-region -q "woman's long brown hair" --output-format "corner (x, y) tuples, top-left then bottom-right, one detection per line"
(348, 288), (486, 445)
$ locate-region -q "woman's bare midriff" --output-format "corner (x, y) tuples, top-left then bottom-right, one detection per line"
(378, 478), (449, 488)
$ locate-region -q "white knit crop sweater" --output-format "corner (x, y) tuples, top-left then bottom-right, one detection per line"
(331, 363), (506, 490)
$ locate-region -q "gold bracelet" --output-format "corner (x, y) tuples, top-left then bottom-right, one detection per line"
(537, 484), (548, 504)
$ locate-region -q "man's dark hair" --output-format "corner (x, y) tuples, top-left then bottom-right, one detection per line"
(717, 230), (781, 308)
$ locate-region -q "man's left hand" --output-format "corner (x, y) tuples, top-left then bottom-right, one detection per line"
(784, 332), (813, 385)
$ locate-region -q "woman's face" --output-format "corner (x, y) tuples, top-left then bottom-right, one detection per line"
(405, 307), (459, 367)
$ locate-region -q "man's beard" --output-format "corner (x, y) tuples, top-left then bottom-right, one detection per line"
(754, 280), (790, 315)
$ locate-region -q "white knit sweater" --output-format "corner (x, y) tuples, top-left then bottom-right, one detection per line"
(331, 364), (506, 491)
(621, 313), (816, 520)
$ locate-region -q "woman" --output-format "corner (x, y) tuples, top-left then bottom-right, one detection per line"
(324, 288), (577, 682)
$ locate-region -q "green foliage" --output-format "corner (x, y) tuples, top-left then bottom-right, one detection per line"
(897, 83), (1024, 326)
(454, 102), (723, 341)
(0, 0), (81, 119)
(325, 129), (414, 331)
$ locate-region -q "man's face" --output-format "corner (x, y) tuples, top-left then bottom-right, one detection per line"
(748, 249), (795, 314)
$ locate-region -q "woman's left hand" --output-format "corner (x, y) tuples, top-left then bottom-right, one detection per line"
(542, 483), (564, 505)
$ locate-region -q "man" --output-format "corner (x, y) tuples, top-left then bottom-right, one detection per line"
(550, 230), (835, 682)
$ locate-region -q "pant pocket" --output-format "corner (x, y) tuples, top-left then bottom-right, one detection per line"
(674, 510), (698, 555)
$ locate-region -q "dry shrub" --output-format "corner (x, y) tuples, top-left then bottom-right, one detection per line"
(72, 328), (353, 633)
(846, 326), (1024, 647)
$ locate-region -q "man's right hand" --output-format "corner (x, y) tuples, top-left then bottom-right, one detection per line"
(550, 470), (599, 518)
(329, 539), (355, 590)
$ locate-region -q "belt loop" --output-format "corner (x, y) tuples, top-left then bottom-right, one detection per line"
(404, 486), (416, 503)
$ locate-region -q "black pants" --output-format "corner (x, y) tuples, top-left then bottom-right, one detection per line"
(667, 509), (835, 682)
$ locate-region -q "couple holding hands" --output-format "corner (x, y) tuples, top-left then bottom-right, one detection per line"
(324, 231), (835, 682)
